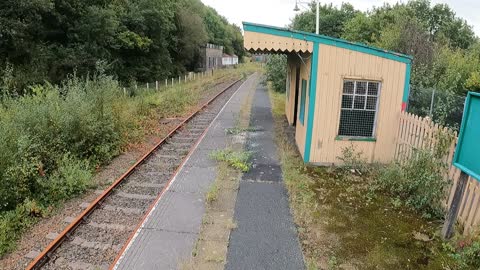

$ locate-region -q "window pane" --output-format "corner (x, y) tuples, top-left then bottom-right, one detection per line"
(341, 95), (353, 109)
(368, 82), (379, 96)
(366, 96), (377, 110)
(356, 81), (367, 95)
(339, 110), (376, 137)
(343, 81), (354, 94)
(354, 95), (366, 109)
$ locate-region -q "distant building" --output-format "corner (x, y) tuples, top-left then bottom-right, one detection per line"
(199, 43), (223, 71)
(222, 54), (239, 66)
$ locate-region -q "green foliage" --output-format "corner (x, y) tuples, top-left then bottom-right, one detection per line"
(374, 133), (454, 219)
(38, 154), (92, 204)
(0, 199), (43, 256)
(210, 149), (252, 172)
(442, 235), (480, 269)
(0, 75), (131, 212)
(265, 55), (287, 93)
(337, 144), (372, 175)
(0, 66), (248, 256)
(0, 0), (244, 91)
(292, 0), (480, 127)
(206, 182), (219, 204)
(291, 3), (358, 38)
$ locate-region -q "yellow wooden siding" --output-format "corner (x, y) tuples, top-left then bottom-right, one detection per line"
(244, 31), (313, 53)
(294, 56), (312, 159)
(310, 44), (407, 164)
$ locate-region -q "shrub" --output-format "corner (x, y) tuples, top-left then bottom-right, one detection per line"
(375, 149), (449, 219)
(0, 75), (130, 212)
(37, 154), (93, 205)
(337, 144), (372, 175)
(0, 199), (43, 255)
(265, 55), (287, 92)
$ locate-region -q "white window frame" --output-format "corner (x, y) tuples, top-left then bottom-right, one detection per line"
(338, 79), (381, 138)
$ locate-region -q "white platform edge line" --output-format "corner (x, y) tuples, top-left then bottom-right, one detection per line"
(113, 74), (255, 269)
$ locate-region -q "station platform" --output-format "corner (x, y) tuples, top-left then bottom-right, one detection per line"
(114, 74), (304, 270)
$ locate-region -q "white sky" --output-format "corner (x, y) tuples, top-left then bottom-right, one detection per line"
(201, 0), (480, 37)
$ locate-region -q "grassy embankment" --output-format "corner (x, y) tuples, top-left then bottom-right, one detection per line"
(269, 88), (480, 270)
(0, 64), (260, 256)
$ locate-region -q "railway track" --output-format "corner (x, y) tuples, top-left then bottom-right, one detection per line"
(26, 78), (244, 270)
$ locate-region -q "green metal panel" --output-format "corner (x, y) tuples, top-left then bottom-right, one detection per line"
(402, 62), (411, 111)
(299, 79), (307, 125)
(243, 22), (412, 64)
(304, 42), (319, 163)
(453, 92), (480, 181)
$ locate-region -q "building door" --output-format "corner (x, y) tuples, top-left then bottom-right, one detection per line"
(293, 66), (301, 126)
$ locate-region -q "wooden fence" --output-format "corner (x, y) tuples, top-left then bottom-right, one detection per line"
(394, 111), (480, 235)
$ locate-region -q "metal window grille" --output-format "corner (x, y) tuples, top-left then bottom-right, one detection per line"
(338, 80), (380, 137)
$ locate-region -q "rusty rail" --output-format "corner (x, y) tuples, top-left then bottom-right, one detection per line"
(27, 78), (242, 270)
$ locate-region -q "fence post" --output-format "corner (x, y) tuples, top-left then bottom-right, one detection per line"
(123, 87), (126, 96)
(171, 78), (174, 85)
(185, 75), (187, 82)
(429, 88), (436, 117)
(156, 81), (158, 90)
(165, 79), (168, 87)
(442, 171), (469, 239)
(178, 76), (181, 84)
(146, 82), (149, 89)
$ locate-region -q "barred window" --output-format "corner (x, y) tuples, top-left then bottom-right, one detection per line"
(338, 80), (380, 137)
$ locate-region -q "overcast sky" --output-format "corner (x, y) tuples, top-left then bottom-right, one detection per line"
(201, 0), (480, 37)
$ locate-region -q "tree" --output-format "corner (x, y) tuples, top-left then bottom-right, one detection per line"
(0, 0), (244, 91)
(291, 3), (358, 37)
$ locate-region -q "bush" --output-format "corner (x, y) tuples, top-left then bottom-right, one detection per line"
(265, 55), (287, 92)
(375, 149), (449, 219)
(337, 144), (372, 175)
(37, 154), (92, 205)
(0, 75), (130, 212)
(0, 199), (43, 255)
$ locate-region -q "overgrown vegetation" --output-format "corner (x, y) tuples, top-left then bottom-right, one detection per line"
(0, 65), (255, 256)
(265, 55), (287, 93)
(210, 149), (252, 172)
(289, 0), (480, 127)
(269, 88), (480, 269)
(0, 0), (244, 93)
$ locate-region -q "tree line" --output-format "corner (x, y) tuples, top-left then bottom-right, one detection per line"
(0, 0), (244, 94)
(287, 0), (479, 127)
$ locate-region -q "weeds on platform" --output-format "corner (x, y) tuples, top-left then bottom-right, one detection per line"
(210, 149), (252, 172)
(225, 126), (256, 135)
(206, 182), (219, 204)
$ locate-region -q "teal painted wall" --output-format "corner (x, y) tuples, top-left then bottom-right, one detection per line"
(303, 42), (319, 162)
(453, 92), (480, 181)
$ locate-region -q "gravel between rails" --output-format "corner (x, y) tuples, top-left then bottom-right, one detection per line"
(37, 80), (243, 270)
